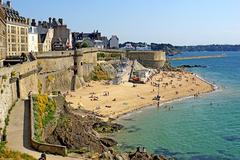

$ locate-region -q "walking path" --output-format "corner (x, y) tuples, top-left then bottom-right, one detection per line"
(6, 99), (87, 160)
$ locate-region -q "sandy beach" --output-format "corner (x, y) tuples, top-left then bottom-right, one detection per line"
(66, 71), (214, 120)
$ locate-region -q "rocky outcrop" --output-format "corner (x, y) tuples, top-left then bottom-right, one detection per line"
(93, 122), (124, 133)
(45, 112), (109, 153)
(99, 148), (171, 160)
(177, 64), (207, 68)
(44, 98), (120, 154)
(100, 137), (118, 147)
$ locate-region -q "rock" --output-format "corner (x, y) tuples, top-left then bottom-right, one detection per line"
(93, 122), (123, 133)
(115, 154), (124, 160)
(178, 64), (207, 68)
(45, 112), (108, 153)
(100, 137), (118, 147)
(119, 153), (130, 160)
(100, 151), (114, 160)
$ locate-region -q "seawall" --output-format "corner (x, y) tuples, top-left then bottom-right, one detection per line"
(0, 48), (166, 140)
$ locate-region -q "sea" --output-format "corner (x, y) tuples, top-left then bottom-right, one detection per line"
(113, 51), (240, 160)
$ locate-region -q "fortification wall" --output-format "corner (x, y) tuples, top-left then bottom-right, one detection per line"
(126, 51), (166, 68)
(0, 61), (38, 137)
(14, 61), (39, 98)
(0, 67), (17, 137)
(37, 56), (74, 74)
(37, 50), (97, 88)
(38, 70), (81, 94)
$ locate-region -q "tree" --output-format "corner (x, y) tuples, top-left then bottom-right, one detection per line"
(81, 42), (89, 48)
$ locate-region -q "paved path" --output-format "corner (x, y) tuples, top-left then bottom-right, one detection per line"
(6, 100), (87, 160)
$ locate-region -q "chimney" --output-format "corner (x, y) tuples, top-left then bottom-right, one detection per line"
(43, 21), (47, 28)
(6, 1), (11, 8)
(38, 21), (42, 26)
(48, 17), (52, 25)
(58, 18), (63, 25)
(26, 18), (30, 25)
(31, 19), (36, 26)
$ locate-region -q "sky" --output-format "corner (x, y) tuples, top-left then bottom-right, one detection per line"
(7, 0), (240, 45)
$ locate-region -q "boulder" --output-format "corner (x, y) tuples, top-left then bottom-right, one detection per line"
(100, 137), (118, 147)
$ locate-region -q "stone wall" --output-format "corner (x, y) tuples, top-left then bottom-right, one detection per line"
(15, 61), (39, 98)
(38, 70), (81, 94)
(0, 61), (38, 137)
(29, 94), (67, 156)
(126, 51), (166, 69)
(37, 52), (74, 73)
(37, 50), (98, 90)
(0, 67), (17, 137)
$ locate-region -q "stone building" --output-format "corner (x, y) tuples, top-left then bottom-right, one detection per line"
(37, 17), (71, 51)
(0, 0), (6, 66)
(109, 35), (119, 49)
(3, 1), (29, 57)
(51, 18), (71, 51)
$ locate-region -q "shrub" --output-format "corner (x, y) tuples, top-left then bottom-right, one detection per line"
(2, 75), (7, 80)
(47, 75), (55, 83)
(37, 80), (42, 94)
(11, 71), (17, 77)
(33, 95), (56, 142)
(81, 42), (89, 48)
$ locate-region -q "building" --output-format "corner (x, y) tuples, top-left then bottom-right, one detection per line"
(94, 40), (104, 49)
(28, 21), (38, 52)
(37, 17), (71, 51)
(38, 27), (54, 52)
(3, 1), (29, 57)
(100, 36), (108, 48)
(50, 18), (71, 51)
(121, 43), (135, 51)
(109, 35), (119, 49)
(0, 0), (6, 66)
(76, 30), (101, 41)
(76, 38), (94, 48)
(72, 31), (108, 49)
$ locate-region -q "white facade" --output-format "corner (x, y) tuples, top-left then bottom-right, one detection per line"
(109, 35), (119, 49)
(28, 26), (38, 52)
(94, 40), (104, 49)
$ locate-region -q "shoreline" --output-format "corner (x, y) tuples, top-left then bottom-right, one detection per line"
(115, 84), (216, 121)
(116, 73), (219, 120)
(66, 71), (215, 121)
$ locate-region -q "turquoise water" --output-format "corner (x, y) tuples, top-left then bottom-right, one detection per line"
(113, 51), (240, 160)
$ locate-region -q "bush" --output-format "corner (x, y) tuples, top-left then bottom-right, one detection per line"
(11, 71), (17, 77)
(97, 52), (106, 60)
(37, 80), (42, 94)
(90, 65), (111, 81)
(81, 42), (89, 48)
(2, 75), (7, 80)
(33, 95), (57, 142)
